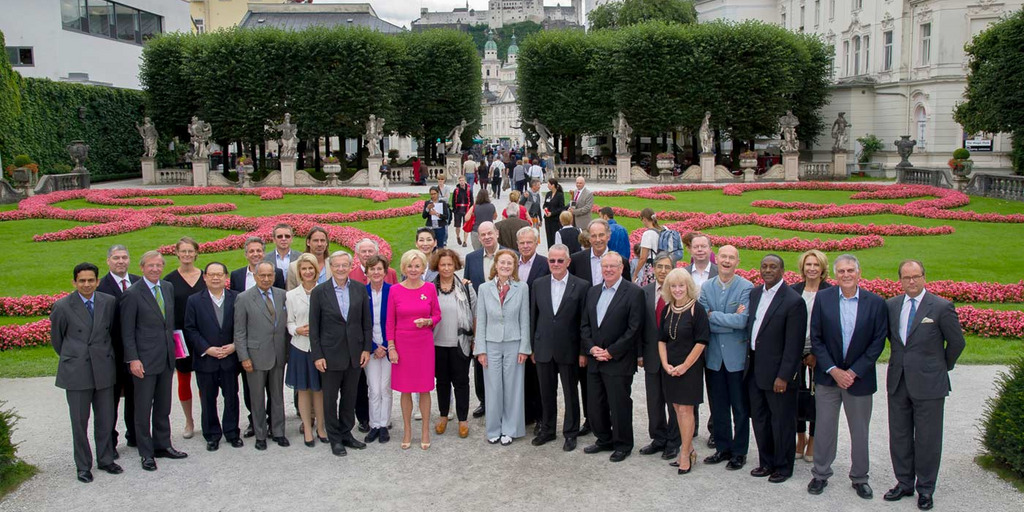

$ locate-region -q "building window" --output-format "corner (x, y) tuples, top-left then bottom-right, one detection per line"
(5, 47), (34, 67)
(87, 0), (112, 37)
(864, 35), (870, 73)
(920, 23), (931, 65)
(883, 30), (893, 71)
(781, 13), (786, 28)
(853, 36), (861, 75)
(815, 0), (820, 27)
(853, 0), (863, 12)
(830, 0), (836, 20)
(194, 19), (205, 34)
(916, 106), (927, 149)
(61, 0), (162, 44)
(843, 40), (850, 76)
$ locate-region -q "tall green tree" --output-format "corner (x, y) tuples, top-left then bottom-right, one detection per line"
(954, 9), (1024, 173)
(0, 30), (24, 168)
(589, 0), (697, 30)
(139, 33), (198, 141)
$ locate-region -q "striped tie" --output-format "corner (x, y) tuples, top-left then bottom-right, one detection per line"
(154, 284), (165, 318)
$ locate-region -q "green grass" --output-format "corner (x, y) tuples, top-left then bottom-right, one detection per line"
(976, 454), (1024, 493)
(0, 316), (45, 326)
(0, 460), (38, 500)
(0, 346), (58, 378)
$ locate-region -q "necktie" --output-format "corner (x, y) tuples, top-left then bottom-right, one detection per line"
(264, 291), (276, 322)
(121, 279), (128, 292)
(906, 298), (917, 339)
(85, 299), (94, 318)
(153, 284), (165, 318)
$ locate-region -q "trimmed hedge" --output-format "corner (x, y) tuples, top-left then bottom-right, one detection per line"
(981, 356), (1024, 478)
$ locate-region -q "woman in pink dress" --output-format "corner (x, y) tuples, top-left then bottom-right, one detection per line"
(387, 249), (441, 450)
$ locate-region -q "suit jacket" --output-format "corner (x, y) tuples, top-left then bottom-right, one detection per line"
(496, 217), (531, 250)
(474, 280), (531, 355)
(520, 254), (551, 285)
(308, 279), (372, 371)
(121, 279), (176, 375)
(97, 272), (141, 362)
(746, 281), (807, 391)
(569, 248), (632, 287)
(465, 246), (508, 292)
(543, 190), (566, 223)
(885, 291), (965, 400)
(264, 249), (302, 279)
(571, 187), (594, 218)
(367, 283), (390, 351)
(183, 289), (240, 373)
(531, 273), (589, 365)
(581, 278), (644, 376)
(640, 282), (663, 374)
(233, 285), (288, 371)
(51, 291), (117, 390)
(349, 264), (398, 286)
(810, 286), (888, 396)
(230, 266), (285, 293)
(698, 276), (754, 373)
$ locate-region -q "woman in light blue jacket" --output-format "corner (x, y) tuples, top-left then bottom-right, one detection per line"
(474, 249), (531, 445)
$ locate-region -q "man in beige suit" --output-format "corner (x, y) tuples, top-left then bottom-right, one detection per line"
(570, 177), (594, 230)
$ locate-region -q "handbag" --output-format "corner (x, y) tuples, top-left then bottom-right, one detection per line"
(501, 175), (510, 191)
(462, 211), (475, 234)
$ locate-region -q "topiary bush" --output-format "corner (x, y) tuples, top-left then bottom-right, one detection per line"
(953, 148), (971, 160)
(11, 154), (31, 167)
(981, 356), (1024, 478)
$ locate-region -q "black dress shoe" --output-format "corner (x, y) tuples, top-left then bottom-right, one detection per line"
(243, 425), (255, 438)
(917, 494), (933, 510)
(154, 447), (188, 459)
(472, 405), (485, 418)
(304, 438), (316, 448)
(609, 450), (630, 463)
(273, 437), (290, 447)
(206, 441), (219, 452)
(703, 451), (732, 464)
(378, 429), (390, 444)
(884, 485), (914, 501)
(255, 440), (267, 451)
(331, 443), (347, 457)
(342, 437), (367, 450)
(726, 455), (747, 471)
(769, 472), (790, 483)
(563, 437), (577, 452)
(140, 457), (157, 471)
(750, 466), (773, 478)
(662, 446), (680, 460)
(853, 483), (873, 500)
(76, 470), (93, 483)
(639, 442), (666, 455)
(532, 433), (557, 446)
(706, 435), (716, 449)
(365, 428), (381, 444)
(97, 463), (123, 475)
(578, 422), (592, 437)
(229, 438), (244, 448)
(357, 422), (370, 433)
(583, 443), (613, 454)
(807, 478), (828, 495)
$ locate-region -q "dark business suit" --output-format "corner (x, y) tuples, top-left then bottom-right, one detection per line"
(120, 279), (177, 459)
(51, 291), (117, 472)
(97, 272), (140, 447)
(308, 279), (372, 444)
(229, 266), (282, 430)
(184, 289), (241, 443)
(886, 291), (965, 496)
(640, 282), (680, 452)
(520, 255), (550, 426)
(810, 286), (887, 484)
(542, 189), (566, 247)
(530, 272), (588, 439)
(465, 246), (507, 406)
(746, 281), (807, 477)
(581, 278), (644, 453)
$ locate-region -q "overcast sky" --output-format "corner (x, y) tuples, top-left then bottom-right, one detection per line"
(318, 1), (577, 29)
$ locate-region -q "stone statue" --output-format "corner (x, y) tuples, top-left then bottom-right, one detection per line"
(446, 119), (471, 155)
(275, 113), (297, 159)
(894, 135), (917, 169)
(187, 116), (212, 161)
(364, 114), (385, 158)
(699, 111), (714, 154)
(612, 112), (632, 156)
(135, 117), (158, 158)
(831, 112), (851, 152)
(521, 118), (553, 156)
(779, 110), (800, 153)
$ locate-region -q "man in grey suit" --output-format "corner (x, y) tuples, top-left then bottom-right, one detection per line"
(882, 260), (965, 511)
(264, 223), (302, 282)
(51, 262), (123, 483)
(234, 261), (290, 450)
(308, 251), (372, 457)
(570, 177), (593, 230)
(639, 252), (681, 461)
(121, 251), (187, 471)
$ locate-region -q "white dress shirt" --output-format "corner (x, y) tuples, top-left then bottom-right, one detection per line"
(899, 289), (927, 344)
(519, 253), (537, 282)
(691, 262), (712, 290)
(750, 280), (783, 350)
(589, 248), (606, 286)
(550, 273), (569, 312)
(244, 267), (256, 290)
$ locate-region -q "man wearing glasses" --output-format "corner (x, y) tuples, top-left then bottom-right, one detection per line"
(264, 223), (301, 282)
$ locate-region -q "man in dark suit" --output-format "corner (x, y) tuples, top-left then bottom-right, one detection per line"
(464, 221), (505, 418)
(639, 253), (682, 462)
(808, 254), (887, 499)
(517, 226), (549, 429)
(882, 260), (965, 510)
(745, 254), (807, 483)
(96, 244), (140, 450)
(496, 202), (531, 249)
(121, 251), (187, 471)
(529, 244), (587, 451)
(183, 262), (243, 452)
(580, 251), (644, 462)
(51, 262), (122, 483)
(264, 223), (302, 283)
(309, 251), (373, 457)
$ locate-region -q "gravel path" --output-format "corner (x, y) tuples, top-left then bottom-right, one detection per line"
(1, 365), (1020, 511)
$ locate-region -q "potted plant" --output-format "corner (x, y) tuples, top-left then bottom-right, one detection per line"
(856, 134), (883, 164)
(739, 150), (758, 169)
(655, 152), (675, 171)
(322, 153), (342, 182)
(5, 154), (39, 187)
(948, 148), (973, 178)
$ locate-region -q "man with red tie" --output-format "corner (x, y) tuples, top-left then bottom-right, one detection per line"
(570, 177), (593, 230)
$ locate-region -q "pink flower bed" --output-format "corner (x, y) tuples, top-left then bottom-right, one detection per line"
(0, 319), (51, 350)
(0, 293), (68, 316)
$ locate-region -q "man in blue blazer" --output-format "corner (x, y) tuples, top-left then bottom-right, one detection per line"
(808, 254), (888, 499)
(463, 221), (506, 418)
(184, 262), (242, 452)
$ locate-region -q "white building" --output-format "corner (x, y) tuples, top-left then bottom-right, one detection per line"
(694, 0), (1020, 170)
(414, 0), (583, 29)
(480, 31), (525, 144)
(0, 0), (192, 90)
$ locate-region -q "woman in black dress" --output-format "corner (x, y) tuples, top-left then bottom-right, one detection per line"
(164, 236), (207, 440)
(659, 268), (710, 475)
(542, 178), (566, 248)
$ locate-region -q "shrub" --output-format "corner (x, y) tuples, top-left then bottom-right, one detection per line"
(0, 400), (36, 497)
(12, 155), (31, 167)
(953, 148), (971, 160)
(857, 134), (883, 163)
(981, 356), (1024, 478)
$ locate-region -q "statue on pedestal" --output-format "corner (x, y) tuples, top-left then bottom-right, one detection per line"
(521, 118), (552, 156)
(778, 110), (800, 153)
(446, 119), (473, 155)
(612, 112), (632, 156)
(831, 112), (851, 152)
(275, 113), (297, 159)
(894, 135), (917, 168)
(699, 111), (714, 155)
(135, 117), (158, 158)
(364, 115), (385, 158)
(187, 116), (212, 161)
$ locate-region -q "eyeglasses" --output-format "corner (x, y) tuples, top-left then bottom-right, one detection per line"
(900, 274), (925, 281)
(275, 234), (292, 239)
(548, 258), (565, 264)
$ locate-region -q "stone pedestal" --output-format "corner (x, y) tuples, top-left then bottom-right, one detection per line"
(783, 153), (799, 182)
(744, 168), (756, 182)
(444, 155), (461, 182)
(280, 157), (296, 187)
(192, 160), (209, 187)
(616, 156), (631, 184)
(368, 159), (383, 187)
(832, 151), (848, 180)
(700, 154), (715, 183)
(141, 157), (156, 185)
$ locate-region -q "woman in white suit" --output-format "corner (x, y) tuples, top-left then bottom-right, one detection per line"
(474, 249), (531, 445)
(285, 254), (328, 447)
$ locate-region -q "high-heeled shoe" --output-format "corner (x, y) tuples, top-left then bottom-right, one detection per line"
(421, 442), (430, 450)
(318, 434), (329, 444)
(304, 437), (315, 448)
(435, 418), (448, 435)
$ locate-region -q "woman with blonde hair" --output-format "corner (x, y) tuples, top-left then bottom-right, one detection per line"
(792, 249), (831, 462)
(658, 268), (710, 474)
(286, 253), (329, 446)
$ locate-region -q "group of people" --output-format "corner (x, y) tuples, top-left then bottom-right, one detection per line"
(53, 206), (964, 511)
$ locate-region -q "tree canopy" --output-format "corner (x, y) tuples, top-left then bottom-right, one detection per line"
(588, 0), (698, 31)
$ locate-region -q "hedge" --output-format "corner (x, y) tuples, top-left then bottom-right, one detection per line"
(982, 356), (1024, 478)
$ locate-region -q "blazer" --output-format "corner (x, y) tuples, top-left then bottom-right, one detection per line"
(51, 291), (117, 390)
(640, 282), (663, 374)
(569, 248), (633, 286)
(121, 279), (176, 375)
(810, 286), (888, 396)
(230, 266), (285, 293)
(263, 249), (303, 275)
(496, 217), (531, 250)
(465, 246), (508, 292)
(349, 264), (398, 286)
(520, 255), (551, 285)
(233, 285), (288, 372)
(367, 282), (390, 351)
(423, 199), (452, 227)
(698, 275), (754, 373)
(183, 289), (239, 373)
(581, 278), (644, 376)
(531, 273), (589, 365)
(474, 279), (532, 355)
(570, 187), (594, 218)
(96, 272), (141, 361)
(308, 279), (372, 371)
(746, 281), (807, 391)
(543, 190), (566, 221)
(885, 291), (966, 400)
(285, 286), (314, 352)
(521, 189), (542, 218)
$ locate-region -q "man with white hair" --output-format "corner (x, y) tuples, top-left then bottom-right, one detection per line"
(570, 177), (594, 230)
(349, 238), (398, 285)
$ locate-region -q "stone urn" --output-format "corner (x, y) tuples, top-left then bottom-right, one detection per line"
(894, 135), (917, 169)
(655, 155), (674, 181)
(323, 162), (341, 186)
(237, 162), (254, 188)
(950, 159), (973, 191)
(67, 140), (90, 172)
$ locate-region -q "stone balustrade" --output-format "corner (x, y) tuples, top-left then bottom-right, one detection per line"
(799, 162), (833, 180)
(896, 167), (953, 188)
(157, 168), (193, 185)
(34, 173), (90, 194)
(967, 173), (1024, 202)
(553, 164), (618, 182)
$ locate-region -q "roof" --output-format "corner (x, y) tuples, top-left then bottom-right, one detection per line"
(239, 8), (405, 33)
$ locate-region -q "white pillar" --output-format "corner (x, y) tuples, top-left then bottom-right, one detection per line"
(141, 157), (156, 185)
(368, 159), (382, 187)
(280, 157), (296, 187)
(192, 160), (209, 187)
(700, 154), (715, 183)
(783, 153), (799, 182)
(616, 156), (631, 184)
(445, 157), (461, 183)
(832, 151), (848, 180)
